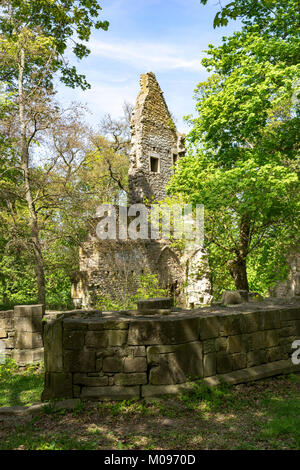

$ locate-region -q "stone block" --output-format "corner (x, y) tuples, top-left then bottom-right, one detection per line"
(44, 321), (63, 372)
(42, 372), (73, 400)
(63, 319), (88, 330)
(199, 316), (220, 340)
(215, 337), (228, 352)
(279, 326), (296, 338)
(203, 353), (216, 377)
(216, 353), (232, 374)
(221, 291), (248, 305)
(73, 386), (81, 398)
(124, 356), (147, 372)
(137, 298), (173, 312)
(114, 373), (147, 386)
(220, 315), (243, 336)
(14, 332), (43, 350)
(81, 386), (140, 400)
(247, 350), (267, 367)
(85, 330), (127, 348)
(228, 335), (247, 353)
(0, 311), (13, 331)
(14, 305), (43, 317)
(85, 331), (108, 348)
(295, 321), (300, 335)
(247, 331), (265, 351)
(264, 330), (279, 348)
(0, 329), (7, 338)
(240, 311), (264, 333)
(2, 337), (14, 349)
(87, 321), (129, 330)
(266, 347), (284, 363)
(73, 374), (108, 387)
(203, 339), (216, 354)
(63, 331), (85, 350)
(128, 346), (146, 357)
(107, 330), (128, 346)
(231, 353), (247, 370)
(15, 315), (42, 333)
(64, 349), (96, 372)
(103, 356), (123, 373)
(96, 358), (103, 371)
(12, 348), (44, 366)
(128, 317), (200, 345)
(147, 345), (179, 365)
(149, 341), (203, 385)
(263, 311), (281, 330)
(280, 308), (300, 321)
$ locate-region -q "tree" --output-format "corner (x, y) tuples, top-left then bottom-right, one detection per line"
(200, 0), (298, 34)
(168, 2), (299, 293)
(0, 1), (108, 305)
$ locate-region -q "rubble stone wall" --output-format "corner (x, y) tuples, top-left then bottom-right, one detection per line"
(0, 305), (44, 366)
(72, 238), (211, 309)
(42, 304), (300, 401)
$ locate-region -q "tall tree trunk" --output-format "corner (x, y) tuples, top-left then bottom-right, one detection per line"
(18, 48), (46, 306)
(227, 258), (249, 291)
(227, 215), (251, 292)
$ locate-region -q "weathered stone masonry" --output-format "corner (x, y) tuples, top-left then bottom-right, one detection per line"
(0, 305), (44, 366)
(42, 303), (300, 400)
(129, 72), (185, 204)
(72, 72), (212, 309)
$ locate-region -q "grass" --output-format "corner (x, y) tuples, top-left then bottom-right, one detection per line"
(0, 359), (44, 407)
(0, 363), (299, 450)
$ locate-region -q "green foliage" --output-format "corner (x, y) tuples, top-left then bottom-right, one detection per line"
(180, 378), (232, 410)
(95, 271), (169, 311)
(259, 396), (300, 447)
(135, 272), (168, 300)
(0, 358), (44, 407)
(0, 0), (109, 90)
(200, 0), (298, 35)
(169, 1), (299, 293)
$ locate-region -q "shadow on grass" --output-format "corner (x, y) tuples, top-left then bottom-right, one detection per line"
(0, 359), (44, 407)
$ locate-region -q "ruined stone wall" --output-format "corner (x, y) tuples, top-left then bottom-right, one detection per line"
(42, 303), (300, 401)
(72, 72), (212, 309)
(129, 72), (185, 204)
(0, 305), (44, 366)
(72, 238), (186, 308)
(72, 236), (212, 309)
(271, 253), (300, 298)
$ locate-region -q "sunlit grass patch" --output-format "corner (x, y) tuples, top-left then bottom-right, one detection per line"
(0, 359), (44, 407)
(258, 396), (300, 448)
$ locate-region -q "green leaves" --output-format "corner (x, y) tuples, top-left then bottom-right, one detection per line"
(0, 0), (109, 89)
(170, 0), (299, 293)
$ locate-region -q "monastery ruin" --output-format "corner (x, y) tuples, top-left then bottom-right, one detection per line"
(71, 72), (212, 309)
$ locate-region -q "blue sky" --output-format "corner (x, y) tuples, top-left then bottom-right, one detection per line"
(56, 0), (241, 133)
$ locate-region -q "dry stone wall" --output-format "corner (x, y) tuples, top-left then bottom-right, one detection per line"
(42, 302), (300, 401)
(0, 305), (44, 366)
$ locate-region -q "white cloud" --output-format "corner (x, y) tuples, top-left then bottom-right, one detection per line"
(89, 39), (204, 72)
(78, 82), (137, 123)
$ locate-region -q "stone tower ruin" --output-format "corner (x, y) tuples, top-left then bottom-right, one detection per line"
(71, 72), (212, 309)
(129, 72), (185, 204)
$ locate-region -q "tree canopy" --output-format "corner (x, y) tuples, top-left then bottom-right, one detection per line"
(0, 0), (109, 89)
(169, 0), (299, 295)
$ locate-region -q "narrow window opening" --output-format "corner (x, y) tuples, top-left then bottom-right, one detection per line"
(150, 156), (160, 173)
